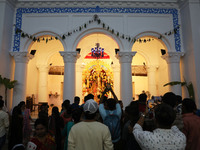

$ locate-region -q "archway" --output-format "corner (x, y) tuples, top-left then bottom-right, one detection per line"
(75, 33), (119, 103)
(26, 35), (64, 110)
(131, 36), (169, 100)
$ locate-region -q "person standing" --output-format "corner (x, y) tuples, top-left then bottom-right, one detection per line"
(48, 106), (64, 150)
(8, 105), (23, 150)
(18, 101), (33, 145)
(0, 96), (8, 113)
(62, 108), (82, 150)
(130, 103), (186, 150)
(71, 96), (80, 111)
(27, 119), (56, 150)
(0, 99), (9, 150)
(99, 84), (122, 150)
(182, 98), (200, 150)
(68, 99), (113, 150)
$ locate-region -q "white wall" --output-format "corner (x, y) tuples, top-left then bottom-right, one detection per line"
(0, 1), (15, 109)
(132, 37), (169, 97)
(23, 12), (174, 104)
(180, 0), (200, 107)
(11, 5), (185, 108)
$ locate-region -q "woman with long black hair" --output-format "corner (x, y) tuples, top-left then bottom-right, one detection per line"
(48, 106), (64, 150)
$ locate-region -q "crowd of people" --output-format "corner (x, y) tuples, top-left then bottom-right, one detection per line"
(0, 85), (200, 150)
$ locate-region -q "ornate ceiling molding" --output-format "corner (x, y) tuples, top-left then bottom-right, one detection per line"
(15, 1), (180, 8)
(0, 0), (16, 8)
(13, 6), (181, 52)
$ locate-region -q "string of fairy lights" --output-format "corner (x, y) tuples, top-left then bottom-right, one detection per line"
(14, 14), (180, 44)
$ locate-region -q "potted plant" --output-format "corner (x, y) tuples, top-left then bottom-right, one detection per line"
(163, 80), (195, 100)
(0, 75), (17, 106)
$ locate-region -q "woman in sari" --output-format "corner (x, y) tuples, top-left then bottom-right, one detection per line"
(62, 108), (82, 150)
(27, 119), (56, 150)
(18, 101), (33, 145)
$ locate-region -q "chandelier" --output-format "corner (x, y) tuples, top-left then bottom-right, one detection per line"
(91, 43), (104, 59)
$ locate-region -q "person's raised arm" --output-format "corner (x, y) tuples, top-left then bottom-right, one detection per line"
(99, 86), (108, 104)
(109, 86), (118, 103)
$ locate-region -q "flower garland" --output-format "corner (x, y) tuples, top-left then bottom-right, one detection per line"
(14, 14), (180, 44)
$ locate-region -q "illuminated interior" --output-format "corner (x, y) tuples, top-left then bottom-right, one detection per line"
(26, 33), (169, 110)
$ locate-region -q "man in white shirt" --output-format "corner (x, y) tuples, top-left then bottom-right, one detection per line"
(0, 99), (9, 150)
(68, 99), (113, 150)
(130, 103), (186, 150)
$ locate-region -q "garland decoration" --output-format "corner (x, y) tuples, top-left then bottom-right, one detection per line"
(14, 14), (180, 44)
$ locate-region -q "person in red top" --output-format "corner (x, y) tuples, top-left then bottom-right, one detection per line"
(182, 98), (200, 150)
(27, 119), (56, 150)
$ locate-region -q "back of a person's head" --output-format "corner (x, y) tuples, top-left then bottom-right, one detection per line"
(176, 95), (182, 104)
(0, 99), (4, 108)
(154, 103), (176, 127)
(83, 99), (98, 120)
(86, 94), (94, 100)
(52, 106), (59, 116)
(107, 98), (116, 110)
(125, 101), (139, 121)
(182, 98), (197, 113)
(129, 101), (139, 107)
(63, 99), (70, 109)
(74, 96), (80, 103)
(18, 101), (25, 108)
(72, 108), (82, 123)
(162, 92), (177, 108)
(66, 105), (72, 115)
(84, 95), (88, 103)
(12, 106), (21, 116)
(139, 93), (147, 102)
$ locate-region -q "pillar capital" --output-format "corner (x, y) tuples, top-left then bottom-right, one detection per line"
(10, 51), (34, 63)
(59, 51), (80, 63)
(161, 52), (184, 64)
(162, 52), (184, 95)
(36, 64), (49, 73)
(116, 51), (137, 63)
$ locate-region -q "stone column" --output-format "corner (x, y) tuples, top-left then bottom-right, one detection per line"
(76, 63), (84, 103)
(162, 52), (184, 95)
(112, 64), (121, 100)
(116, 51), (137, 107)
(10, 52), (34, 108)
(147, 65), (157, 96)
(60, 51), (80, 103)
(37, 64), (49, 103)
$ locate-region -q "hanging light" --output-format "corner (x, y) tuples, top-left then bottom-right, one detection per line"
(91, 43), (104, 59)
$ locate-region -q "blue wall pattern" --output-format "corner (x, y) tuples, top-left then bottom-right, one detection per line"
(13, 6), (181, 52)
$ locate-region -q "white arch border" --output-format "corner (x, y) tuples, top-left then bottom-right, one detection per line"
(22, 30), (66, 65)
(129, 31), (172, 65)
(71, 27), (124, 52)
(23, 30), (66, 53)
(129, 31), (172, 52)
